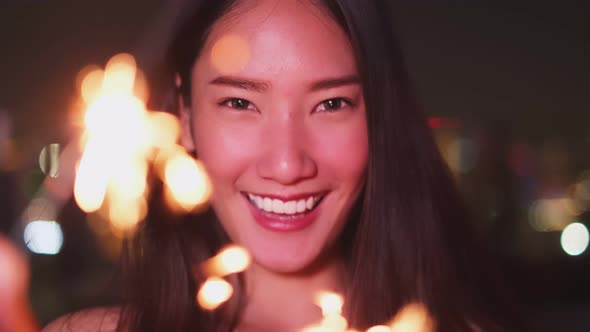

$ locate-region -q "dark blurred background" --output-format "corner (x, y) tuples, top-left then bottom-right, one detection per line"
(1, 1), (589, 330)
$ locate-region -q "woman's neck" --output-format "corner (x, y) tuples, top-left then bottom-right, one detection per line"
(236, 257), (346, 332)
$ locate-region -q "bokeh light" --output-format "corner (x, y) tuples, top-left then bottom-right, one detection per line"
(147, 111), (181, 150)
(366, 325), (390, 332)
(23, 220), (63, 255)
(197, 277), (233, 311)
(39, 143), (60, 178)
(212, 245), (251, 276)
(560, 222), (589, 256)
(529, 198), (577, 232)
(71, 53), (212, 233)
(164, 152), (212, 211)
(446, 138), (478, 174)
(388, 303), (433, 332)
(316, 291), (344, 316)
(210, 34), (251, 74)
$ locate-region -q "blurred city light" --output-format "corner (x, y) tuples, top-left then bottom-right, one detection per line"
(427, 117), (462, 129)
(23, 220), (63, 255)
(529, 198), (576, 232)
(39, 143), (60, 178)
(447, 138), (478, 174)
(560, 222), (589, 256)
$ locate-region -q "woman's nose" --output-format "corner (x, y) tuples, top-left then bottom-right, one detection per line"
(256, 122), (317, 185)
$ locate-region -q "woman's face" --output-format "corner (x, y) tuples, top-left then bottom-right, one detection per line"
(184, 0), (368, 273)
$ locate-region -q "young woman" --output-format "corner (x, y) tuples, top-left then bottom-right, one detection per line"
(44, 0), (523, 331)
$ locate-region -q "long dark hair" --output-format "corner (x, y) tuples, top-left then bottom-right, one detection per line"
(120, 1), (523, 331)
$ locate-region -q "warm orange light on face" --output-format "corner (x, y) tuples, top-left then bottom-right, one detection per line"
(164, 152), (212, 211)
(197, 277), (234, 310)
(210, 34), (251, 74)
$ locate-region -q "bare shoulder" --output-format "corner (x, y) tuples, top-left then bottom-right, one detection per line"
(42, 306), (122, 332)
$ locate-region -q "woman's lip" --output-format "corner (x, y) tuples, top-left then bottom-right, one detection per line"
(244, 194), (324, 232)
(242, 191), (328, 202)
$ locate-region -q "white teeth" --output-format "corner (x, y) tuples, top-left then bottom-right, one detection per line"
(296, 200), (306, 213)
(306, 197), (313, 210)
(247, 193), (321, 215)
(272, 199), (284, 214)
(284, 201), (296, 214)
(263, 197), (272, 211)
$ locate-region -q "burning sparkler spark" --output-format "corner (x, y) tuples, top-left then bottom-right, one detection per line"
(72, 52), (213, 233)
(197, 277), (234, 311)
(210, 245), (252, 276)
(388, 303), (434, 332)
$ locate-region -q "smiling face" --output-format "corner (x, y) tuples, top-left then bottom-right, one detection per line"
(183, 0), (368, 273)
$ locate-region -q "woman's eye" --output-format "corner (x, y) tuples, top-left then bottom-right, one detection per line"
(220, 98), (256, 111)
(315, 98), (352, 113)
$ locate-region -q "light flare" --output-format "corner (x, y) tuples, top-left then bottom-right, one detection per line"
(209, 245), (252, 276)
(197, 277), (234, 311)
(102, 53), (137, 94)
(80, 68), (104, 103)
(316, 291), (344, 316)
(147, 111), (181, 150)
(164, 152), (212, 211)
(366, 326), (390, 332)
(74, 143), (110, 213)
(388, 303), (434, 332)
(73, 53), (212, 233)
(561, 222), (589, 256)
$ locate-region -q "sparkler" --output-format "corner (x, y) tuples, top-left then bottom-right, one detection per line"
(72, 53), (211, 234)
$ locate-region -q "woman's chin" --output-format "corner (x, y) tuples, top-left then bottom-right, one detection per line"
(241, 242), (320, 275)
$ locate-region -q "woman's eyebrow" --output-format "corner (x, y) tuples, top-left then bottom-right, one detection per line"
(208, 75), (360, 92)
(209, 76), (270, 92)
(309, 75), (360, 91)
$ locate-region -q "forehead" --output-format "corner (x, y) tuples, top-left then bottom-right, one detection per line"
(194, 0), (357, 82)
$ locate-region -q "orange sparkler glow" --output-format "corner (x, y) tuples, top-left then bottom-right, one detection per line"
(164, 152), (212, 212)
(146, 111), (181, 150)
(207, 244), (252, 276)
(316, 291), (344, 316)
(74, 142), (109, 213)
(304, 291), (348, 332)
(388, 303), (434, 332)
(80, 68), (104, 104)
(197, 277), (234, 311)
(73, 52), (212, 233)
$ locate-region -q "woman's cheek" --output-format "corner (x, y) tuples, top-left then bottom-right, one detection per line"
(195, 122), (260, 181)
